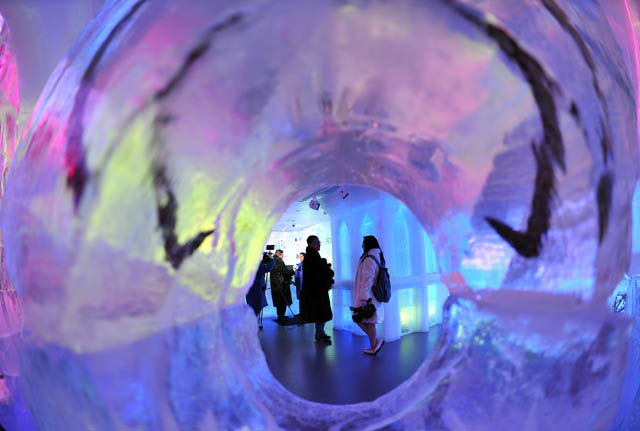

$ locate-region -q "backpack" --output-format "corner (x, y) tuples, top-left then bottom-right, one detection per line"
(365, 255), (391, 303)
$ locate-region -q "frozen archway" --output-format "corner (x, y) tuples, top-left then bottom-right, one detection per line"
(2, 0), (640, 429)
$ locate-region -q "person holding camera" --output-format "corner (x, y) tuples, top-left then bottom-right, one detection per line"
(246, 252), (275, 316)
(271, 249), (295, 322)
(300, 235), (334, 344)
(353, 235), (385, 355)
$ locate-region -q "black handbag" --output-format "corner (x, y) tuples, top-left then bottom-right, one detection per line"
(350, 298), (376, 323)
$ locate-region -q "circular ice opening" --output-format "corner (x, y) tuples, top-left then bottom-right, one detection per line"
(252, 185), (448, 404)
(3, 0), (639, 428)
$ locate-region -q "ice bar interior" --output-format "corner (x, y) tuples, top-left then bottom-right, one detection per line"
(1, 0), (640, 429)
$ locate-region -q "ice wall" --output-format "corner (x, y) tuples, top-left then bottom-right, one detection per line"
(0, 13), (30, 430)
(324, 186), (449, 340)
(1, 0), (640, 429)
(0, 10), (21, 380)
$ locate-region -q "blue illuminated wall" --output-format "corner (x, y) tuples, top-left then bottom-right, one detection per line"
(325, 186), (449, 341)
(338, 222), (351, 281)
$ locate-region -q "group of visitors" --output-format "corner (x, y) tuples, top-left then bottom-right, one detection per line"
(246, 235), (385, 355)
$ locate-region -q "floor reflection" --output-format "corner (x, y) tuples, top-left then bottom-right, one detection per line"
(258, 319), (441, 404)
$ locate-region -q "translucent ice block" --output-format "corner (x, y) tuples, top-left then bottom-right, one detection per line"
(0, 13), (22, 380)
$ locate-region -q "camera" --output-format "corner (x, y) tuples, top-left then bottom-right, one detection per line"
(261, 245), (275, 263)
(263, 244), (275, 259)
(350, 298), (376, 323)
(309, 198), (320, 210)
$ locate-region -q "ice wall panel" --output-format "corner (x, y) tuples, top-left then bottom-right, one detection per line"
(325, 186), (445, 339)
(0, 15), (19, 296)
(0, 12), (21, 390)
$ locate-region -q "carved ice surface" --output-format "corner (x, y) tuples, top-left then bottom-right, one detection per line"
(0, 11), (21, 382)
(0, 13), (31, 430)
(1, 0), (640, 429)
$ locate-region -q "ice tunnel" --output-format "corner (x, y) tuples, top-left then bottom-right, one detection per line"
(1, 0), (640, 429)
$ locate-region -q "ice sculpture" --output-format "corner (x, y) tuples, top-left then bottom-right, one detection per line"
(2, 0), (640, 429)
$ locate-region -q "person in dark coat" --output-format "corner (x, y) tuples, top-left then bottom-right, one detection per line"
(300, 235), (334, 343)
(271, 249), (294, 322)
(246, 253), (275, 316)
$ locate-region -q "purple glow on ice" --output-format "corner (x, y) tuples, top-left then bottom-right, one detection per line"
(1, 0), (640, 429)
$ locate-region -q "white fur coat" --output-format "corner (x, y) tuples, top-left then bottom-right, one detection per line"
(353, 248), (384, 324)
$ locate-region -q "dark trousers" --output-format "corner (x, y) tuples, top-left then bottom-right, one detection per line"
(315, 322), (326, 337)
(277, 305), (287, 320)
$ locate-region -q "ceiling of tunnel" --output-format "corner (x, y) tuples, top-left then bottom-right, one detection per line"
(270, 185), (387, 232)
(271, 189), (332, 232)
(271, 199), (330, 232)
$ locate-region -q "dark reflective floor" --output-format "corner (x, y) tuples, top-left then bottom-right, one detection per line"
(258, 318), (441, 404)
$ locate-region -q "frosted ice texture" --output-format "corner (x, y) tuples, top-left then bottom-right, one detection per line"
(0, 15), (26, 430)
(1, 0), (640, 429)
(0, 13), (22, 379)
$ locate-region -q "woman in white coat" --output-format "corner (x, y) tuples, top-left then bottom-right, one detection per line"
(353, 235), (385, 355)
